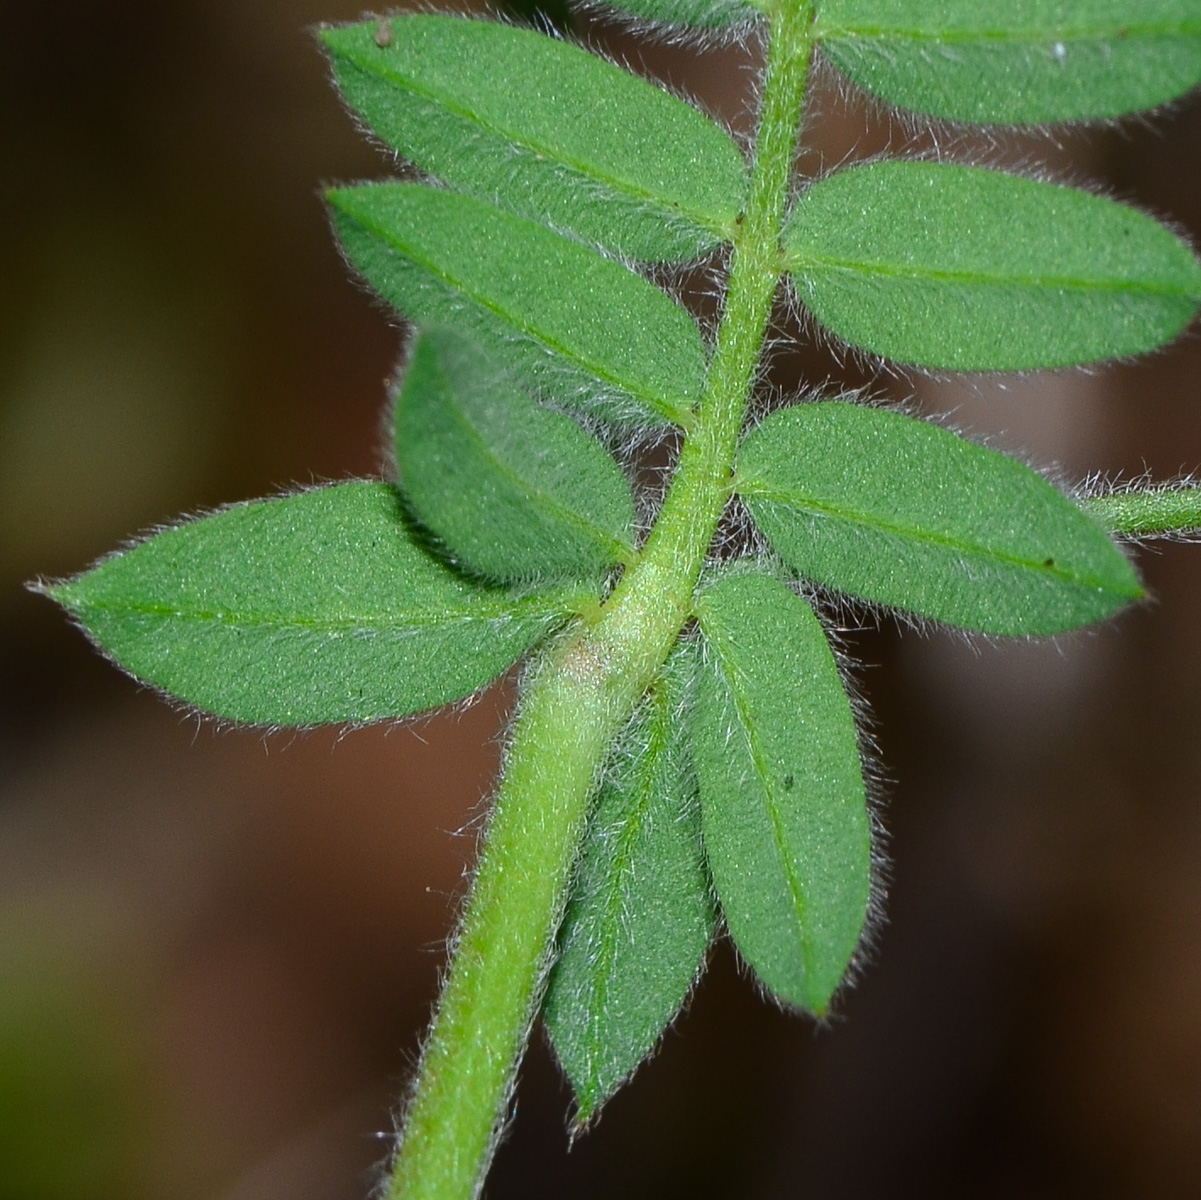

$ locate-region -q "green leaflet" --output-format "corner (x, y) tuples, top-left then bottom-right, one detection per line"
(737, 402), (1142, 635)
(395, 328), (636, 584)
(1084, 485), (1201, 535)
(329, 183), (704, 425)
(321, 16), (748, 262)
(784, 161), (1201, 370)
(42, 483), (583, 726)
(815, 0), (1201, 124)
(544, 649), (713, 1122)
(599, 0), (764, 29)
(691, 568), (870, 1014)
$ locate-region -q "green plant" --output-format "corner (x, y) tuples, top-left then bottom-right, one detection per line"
(33, 2), (1201, 1197)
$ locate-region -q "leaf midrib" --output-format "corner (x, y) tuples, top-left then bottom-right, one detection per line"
(739, 482), (1133, 595)
(345, 53), (737, 239)
(62, 594), (564, 633)
(433, 356), (633, 566)
(816, 21), (1201, 44)
(579, 699), (668, 1106)
(701, 610), (814, 989)
(787, 252), (1200, 297)
(345, 200), (688, 423)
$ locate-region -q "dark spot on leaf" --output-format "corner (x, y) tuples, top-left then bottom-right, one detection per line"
(783, 774), (795, 790)
(1044, 557), (1055, 567)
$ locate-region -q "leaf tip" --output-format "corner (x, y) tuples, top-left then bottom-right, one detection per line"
(25, 574), (72, 609)
(755, 962), (840, 1021)
(804, 985), (834, 1022)
(315, 19), (363, 54)
(1102, 545), (1145, 607)
(569, 1091), (599, 1132)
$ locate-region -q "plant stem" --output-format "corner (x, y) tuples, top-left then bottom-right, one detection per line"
(1083, 486), (1201, 536)
(386, 8), (815, 1197)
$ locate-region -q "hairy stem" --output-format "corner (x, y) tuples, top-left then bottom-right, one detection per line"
(1084, 486), (1201, 536)
(386, 8), (815, 1198)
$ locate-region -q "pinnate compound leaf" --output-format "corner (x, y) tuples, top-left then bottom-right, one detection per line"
(42, 483), (583, 726)
(815, 0), (1201, 125)
(599, 0), (763, 29)
(329, 184), (703, 425)
(691, 568), (870, 1014)
(395, 328), (636, 584)
(738, 402), (1142, 635)
(321, 16), (747, 262)
(544, 649), (713, 1121)
(784, 161), (1201, 371)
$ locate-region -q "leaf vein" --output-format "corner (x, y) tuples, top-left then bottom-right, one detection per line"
(790, 256), (1199, 297)
(816, 22), (1201, 44)
(702, 612), (812, 983)
(739, 485), (1127, 593)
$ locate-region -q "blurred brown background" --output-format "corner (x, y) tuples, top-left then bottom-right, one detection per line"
(5, 3), (1201, 1198)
